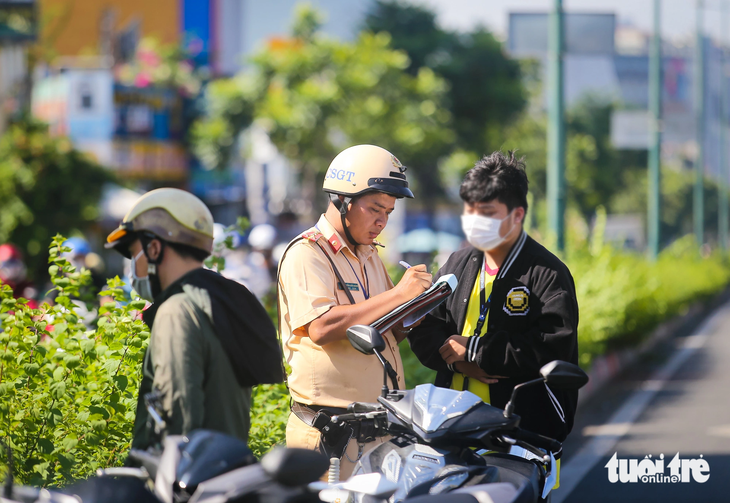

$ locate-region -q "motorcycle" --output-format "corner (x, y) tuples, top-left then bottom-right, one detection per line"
(320, 323), (588, 503)
(0, 391), (332, 503)
(1, 391), (401, 503)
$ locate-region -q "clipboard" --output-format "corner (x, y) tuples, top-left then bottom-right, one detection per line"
(372, 274), (459, 334)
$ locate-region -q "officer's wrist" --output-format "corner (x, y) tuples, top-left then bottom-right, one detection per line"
(395, 325), (413, 335)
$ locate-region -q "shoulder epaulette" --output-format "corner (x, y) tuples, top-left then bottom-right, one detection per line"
(301, 230), (323, 242)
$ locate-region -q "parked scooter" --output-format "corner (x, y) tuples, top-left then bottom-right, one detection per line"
(321, 323), (588, 503)
(1, 444), (330, 503)
(0, 392), (330, 503)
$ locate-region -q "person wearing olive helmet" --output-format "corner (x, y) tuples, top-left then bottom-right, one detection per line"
(277, 145), (432, 478)
(106, 188), (284, 450)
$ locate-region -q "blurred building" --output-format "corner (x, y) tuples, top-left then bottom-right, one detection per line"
(508, 11), (727, 184)
(32, 70), (189, 182)
(38, 0), (180, 58)
(30, 1), (377, 227)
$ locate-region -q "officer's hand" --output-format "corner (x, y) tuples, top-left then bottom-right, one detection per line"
(439, 334), (468, 364)
(454, 362), (506, 384)
(394, 264), (432, 300)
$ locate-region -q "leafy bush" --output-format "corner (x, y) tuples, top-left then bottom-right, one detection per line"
(570, 235), (730, 367)
(0, 236), (148, 486)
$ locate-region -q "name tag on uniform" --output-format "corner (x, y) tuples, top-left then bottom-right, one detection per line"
(338, 282), (360, 292)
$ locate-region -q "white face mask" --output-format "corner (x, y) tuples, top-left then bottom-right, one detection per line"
(130, 250), (154, 301)
(461, 211), (515, 251)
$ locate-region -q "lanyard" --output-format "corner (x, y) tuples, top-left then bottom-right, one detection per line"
(316, 224), (371, 300)
(471, 258), (491, 338)
(343, 255), (370, 300)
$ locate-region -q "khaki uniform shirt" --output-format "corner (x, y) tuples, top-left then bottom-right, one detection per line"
(278, 214), (404, 408)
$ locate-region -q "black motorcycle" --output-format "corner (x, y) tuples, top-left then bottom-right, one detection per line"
(317, 323), (588, 503)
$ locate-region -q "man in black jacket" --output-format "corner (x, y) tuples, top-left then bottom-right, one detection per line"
(408, 151), (579, 444)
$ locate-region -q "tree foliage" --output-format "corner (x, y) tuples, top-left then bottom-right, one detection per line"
(192, 4), (453, 205)
(364, 0), (526, 156)
(0, 119), (114, 279)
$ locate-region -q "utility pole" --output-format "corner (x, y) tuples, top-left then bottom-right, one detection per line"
(694, 0), (705, 248)
(648, 0), (662, 260)
(547, 0), (566, 252)
(720, 1), (729, 251)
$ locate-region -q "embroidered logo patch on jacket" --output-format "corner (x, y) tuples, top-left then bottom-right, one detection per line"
(504, 286), (530, 316)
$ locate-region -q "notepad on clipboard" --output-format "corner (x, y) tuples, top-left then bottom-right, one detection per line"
(372, 274), (458, 335)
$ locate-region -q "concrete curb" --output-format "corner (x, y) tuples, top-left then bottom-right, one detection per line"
(577, 289), (730, 407)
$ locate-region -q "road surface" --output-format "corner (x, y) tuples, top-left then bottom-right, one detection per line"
(555, 300), (730, 502)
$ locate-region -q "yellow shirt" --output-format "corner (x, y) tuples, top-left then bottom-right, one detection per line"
(451, 260), (498, 403)
(278, 214), (404, 408)
(451, 261), (561, 489)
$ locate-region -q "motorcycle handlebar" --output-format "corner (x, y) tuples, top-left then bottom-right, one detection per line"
(330, 410), (387, 422)
(347, 402), (383, 413)
(508, 429), (562, 455)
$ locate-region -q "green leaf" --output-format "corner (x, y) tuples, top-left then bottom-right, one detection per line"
(102, 358), (120, 376)
(91, 420), (107, 432)
(57, 452), (75, 470)
(50, 381), (66, 399)
(130, 300), (147, 310)
(89, 405), (110, 420)
(61, 435), (78, 451)
(53, 367), (65, 381)
(23, 363), (40, 375)
(112, 375), (128, 391)
(63, 355), (81, 369)
(38, 438), (54, 454)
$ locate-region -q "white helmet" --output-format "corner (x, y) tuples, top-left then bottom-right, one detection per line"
(323, 145), (413, 246)
(322, 144), (414, 199)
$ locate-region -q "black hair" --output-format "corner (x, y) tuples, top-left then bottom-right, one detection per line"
(459, 151), (529, 212)
(137, 232), (210, 263)
(166, 241), (210, 262)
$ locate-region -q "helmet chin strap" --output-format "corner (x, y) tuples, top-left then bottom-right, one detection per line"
(140, 233), (166, 298)
(333, 196), (361, 247)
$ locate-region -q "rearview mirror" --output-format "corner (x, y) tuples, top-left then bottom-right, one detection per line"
(346, 325), (386, 355)
(539, 361), (589, 389)
(260, 447), (329, 487)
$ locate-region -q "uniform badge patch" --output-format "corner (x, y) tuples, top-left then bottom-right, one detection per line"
(504, 286), (530, 316)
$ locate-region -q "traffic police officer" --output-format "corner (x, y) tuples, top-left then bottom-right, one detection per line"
(278, 145), (432, 478)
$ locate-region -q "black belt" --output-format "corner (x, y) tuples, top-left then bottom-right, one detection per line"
(291, 401), (349, 426)
(304, 403), (349, 414)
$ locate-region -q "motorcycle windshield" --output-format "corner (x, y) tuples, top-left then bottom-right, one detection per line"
(413, 384), (483, 433)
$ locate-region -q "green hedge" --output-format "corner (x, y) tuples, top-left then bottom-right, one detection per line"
(570, 235), (730, 367)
